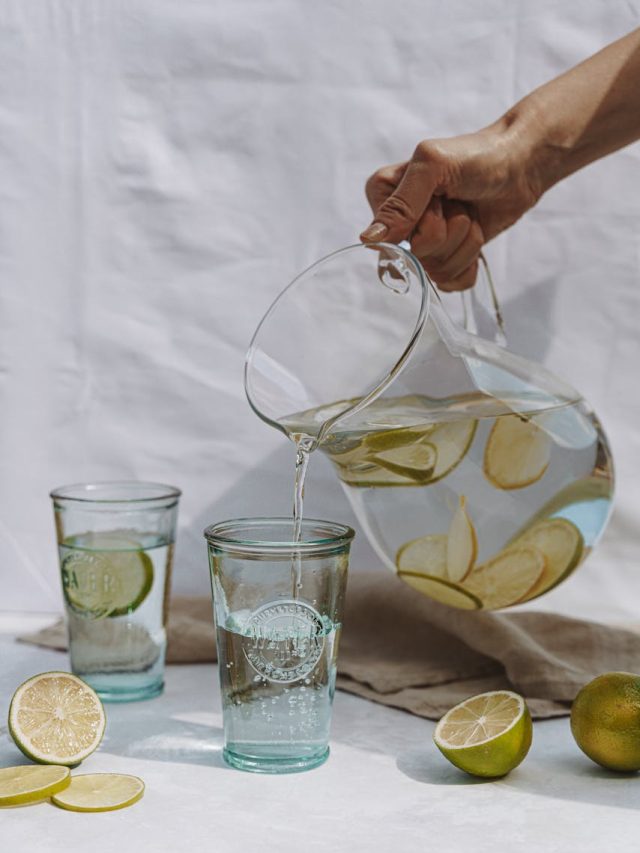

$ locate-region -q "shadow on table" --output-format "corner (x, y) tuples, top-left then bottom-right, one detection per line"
(396, 726), (640, 810)
(101, 711), (227, 769)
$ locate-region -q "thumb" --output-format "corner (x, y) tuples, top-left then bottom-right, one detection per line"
(361, 147), (441, 244)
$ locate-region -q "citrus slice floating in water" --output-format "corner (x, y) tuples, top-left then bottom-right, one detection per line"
(446, 496), (477, 583)
(434, 690), (532, 777)
(329, 416), (476, 487)
(483, 414), (551, 490)
(0, 765), (71, 806)
(396, 534), (448, 579)
(62, 531), (153, 618)
(513, 517), (584, 601)
(51, 773), (145, 812)
(370, 436), (438, 484)
(9, 672), (106, 766)
(428, 419), (477, 483)
(463, 545), (545, 610)
(397, 571), (482, 609)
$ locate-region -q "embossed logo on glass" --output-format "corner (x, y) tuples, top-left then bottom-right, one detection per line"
(62, 552), (121, 619)
(242, 599), (325, 684)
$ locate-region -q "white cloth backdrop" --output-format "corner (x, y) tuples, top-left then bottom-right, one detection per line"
(1, 0), (639, 621)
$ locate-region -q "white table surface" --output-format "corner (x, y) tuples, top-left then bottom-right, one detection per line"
(1, 616), (638, 853)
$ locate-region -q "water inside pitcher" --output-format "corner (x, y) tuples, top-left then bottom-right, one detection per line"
(245, 243), (614, 610)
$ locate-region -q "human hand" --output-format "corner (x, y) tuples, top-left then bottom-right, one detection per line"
(361, 121), (541, 290)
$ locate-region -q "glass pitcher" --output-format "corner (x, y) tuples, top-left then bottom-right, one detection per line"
(245, 242), (614, 611)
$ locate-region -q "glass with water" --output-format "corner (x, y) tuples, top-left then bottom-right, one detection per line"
(204, 518), (353, 773)
(51, 481), (181, 702)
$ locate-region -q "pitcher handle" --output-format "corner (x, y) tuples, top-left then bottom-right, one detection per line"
(461, 252), (507, 346)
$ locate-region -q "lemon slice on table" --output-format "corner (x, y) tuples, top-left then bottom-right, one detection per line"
(463, 545), (545, 610)
(397, 571), (482, 610)
(511, 517), (584, 601)
(0, 765), (71, 806)
(62, 532), (153, 618)
(483, 414), (551, 490)
(51, 774), (145, 812)
(434, 690), (532, 777)
(396, 534), (448, 578)
(9, 672), (106, 766)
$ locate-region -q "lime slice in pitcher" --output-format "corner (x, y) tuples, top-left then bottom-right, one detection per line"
(483, 414), (551, 490)
(370, 420), (477, 485)
(427, 420), (477, 483)
(397, 534), (448, 578)
(397, 571), (482, 609)
(463, 545), (545, 610)
(446, 496), (477, 582)
(61, 532), (153, 618)
(511, 517), (584, 601)
(371, 437), (438, 483)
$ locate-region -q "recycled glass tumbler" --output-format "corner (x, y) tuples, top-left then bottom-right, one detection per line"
(204, 517), (354, 774)
(51, 481), (181, 702)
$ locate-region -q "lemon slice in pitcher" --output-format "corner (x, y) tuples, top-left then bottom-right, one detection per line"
(51, 774), (145, 812)
(463, 545), (545, 610)
(9, 672), (106, 766)
(62, 531), (153, 618)
(483, 414), (551, 490)
(0, 765), (71, 806)
(512, 517), (584, 601)
(398, 571), (482, 609)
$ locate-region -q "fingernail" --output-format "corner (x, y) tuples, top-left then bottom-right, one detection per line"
(360, 222), (388, 242)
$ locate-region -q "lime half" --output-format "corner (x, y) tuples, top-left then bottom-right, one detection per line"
(0, 765), (71, 806)
(9, 672), (106, 766)
(61, 532), (153, 618)
(434, 690), (533, 778)
(51, 774), (145, 812)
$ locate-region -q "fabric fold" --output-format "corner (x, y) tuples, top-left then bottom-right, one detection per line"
(18, 569), (640, 721)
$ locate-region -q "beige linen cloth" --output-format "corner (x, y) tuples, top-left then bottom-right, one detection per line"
(19, 569), (640, 720)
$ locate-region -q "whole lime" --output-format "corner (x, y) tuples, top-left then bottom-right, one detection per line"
(570, 672), (640, 772)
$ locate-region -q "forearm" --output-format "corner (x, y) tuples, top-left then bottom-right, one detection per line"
(502, 28), (640, 197)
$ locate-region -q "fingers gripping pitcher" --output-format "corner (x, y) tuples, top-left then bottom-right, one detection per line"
(245, 243), (613, 611)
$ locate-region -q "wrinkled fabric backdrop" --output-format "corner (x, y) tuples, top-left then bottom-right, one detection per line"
(1, 0), (639, 622)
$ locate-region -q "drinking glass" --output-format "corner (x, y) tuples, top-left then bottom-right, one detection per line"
(51, 481), (181, 702)
(204, 517), (354, 774)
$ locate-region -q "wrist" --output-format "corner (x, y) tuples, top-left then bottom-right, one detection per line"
(497, 94), (567, 201)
